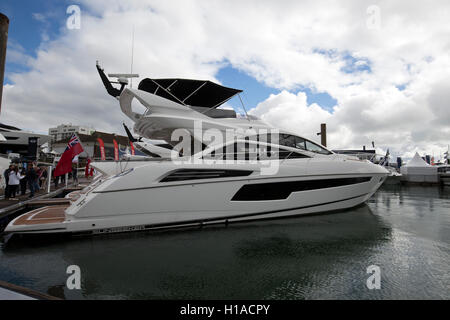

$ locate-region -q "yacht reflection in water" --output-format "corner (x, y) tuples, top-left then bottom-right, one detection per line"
(2, 205), (391, 299)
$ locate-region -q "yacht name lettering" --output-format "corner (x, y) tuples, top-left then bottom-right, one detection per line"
(92, 225), (146, 234)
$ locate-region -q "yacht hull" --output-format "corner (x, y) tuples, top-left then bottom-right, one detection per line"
(5, 192), (372, 238)
(4, 159), (387, 236)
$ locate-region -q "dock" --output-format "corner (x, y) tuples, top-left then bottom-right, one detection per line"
(0, 178), (91, 231)
(0, 280), (60, 300)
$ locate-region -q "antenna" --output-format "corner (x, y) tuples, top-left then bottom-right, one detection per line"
(130, 25), (135, 88)
(97, 61), (139, 98)
(238, 93), (251, 122)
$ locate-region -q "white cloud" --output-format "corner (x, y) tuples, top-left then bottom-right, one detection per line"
(32, 13), (47, 23)
(2, 0), (450, 160)
(249, 91), (331, 143)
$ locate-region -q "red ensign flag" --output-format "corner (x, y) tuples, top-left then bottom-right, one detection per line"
(54, 134), (84, 177)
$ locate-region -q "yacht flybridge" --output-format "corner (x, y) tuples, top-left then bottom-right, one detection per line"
(4, 63), (388, 237)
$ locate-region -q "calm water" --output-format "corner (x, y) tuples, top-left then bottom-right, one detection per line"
(0, 185), (449, 299)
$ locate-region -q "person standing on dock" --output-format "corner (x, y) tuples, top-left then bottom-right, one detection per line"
(71, 155), (79, 185)
(53, 171), (59, 188)
(20, 168), (27, 195)
(3, 164), (13, 199)
(26, 165), (38, 198)
(71, 163), (78, 185)
(7, 166), (21, 200)
(32, 164), (40, 191)
(35, 166), (42, 189)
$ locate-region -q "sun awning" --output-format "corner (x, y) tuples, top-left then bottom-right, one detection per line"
(138, 78), (242, 109)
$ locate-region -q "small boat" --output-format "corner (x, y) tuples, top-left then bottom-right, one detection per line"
(383, 167), (402, 185)
(438, 165), (450, 186)
(0, 123), (50, 155)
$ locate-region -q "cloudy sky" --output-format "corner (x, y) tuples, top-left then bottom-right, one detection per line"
(1, 0), (449, 160)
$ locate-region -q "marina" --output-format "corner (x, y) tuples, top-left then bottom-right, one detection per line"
(0, 1), (449, 304)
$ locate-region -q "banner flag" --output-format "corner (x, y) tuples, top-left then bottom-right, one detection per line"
(97, 138), (106, 160)
(113, 139), (119, 161)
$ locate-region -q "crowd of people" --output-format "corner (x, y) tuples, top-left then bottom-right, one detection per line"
(3, 162), (48, 200)
(2, 160), (89, 200)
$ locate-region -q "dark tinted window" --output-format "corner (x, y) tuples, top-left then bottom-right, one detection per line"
(203, 142), (267, 160)
(232, 177), (372, 201)
(249, 133), (331, 155)
(278, 149), (310, 159)
(203, 142), (310, 160)
(305, 140), (332, 155)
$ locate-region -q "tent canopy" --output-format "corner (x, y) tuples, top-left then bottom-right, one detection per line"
(405, 152), (430, 167)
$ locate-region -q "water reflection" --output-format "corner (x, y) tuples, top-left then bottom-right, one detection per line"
(1, 206), (390, 299)
(0, 185), (449, 299)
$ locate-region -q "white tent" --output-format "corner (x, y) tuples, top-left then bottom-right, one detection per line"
(405, 152), (430, 167)
(400, 152), (438, 183)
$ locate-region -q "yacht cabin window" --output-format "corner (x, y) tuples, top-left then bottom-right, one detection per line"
(203, 141), (310, 161)
(304, 140), (331, 155)
(249, 133), (332, 155)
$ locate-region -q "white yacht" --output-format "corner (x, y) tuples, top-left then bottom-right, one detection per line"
(3, 63), (388, 236)
(0, 123), (50, 155)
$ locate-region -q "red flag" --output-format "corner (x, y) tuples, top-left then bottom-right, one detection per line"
(130, 141), (135, 155)
(85, 158), (91, 178)
(113, 139), (119, 161)
(97, 138), (106, 160)
(54, 134), (84, 177)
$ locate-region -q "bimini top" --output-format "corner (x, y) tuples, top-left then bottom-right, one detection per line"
(138, 78), (242, 109)
(96, 62), (242, 110)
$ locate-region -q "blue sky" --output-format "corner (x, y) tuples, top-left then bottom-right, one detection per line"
(1, 0), (338, 113)
(217, 66), (337, 113)
(1, 0), (72, 79)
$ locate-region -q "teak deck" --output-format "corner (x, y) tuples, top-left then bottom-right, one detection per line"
(13, 205), (68, 226)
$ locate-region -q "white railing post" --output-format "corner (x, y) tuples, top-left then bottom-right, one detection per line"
(47, 165), (52, 194)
